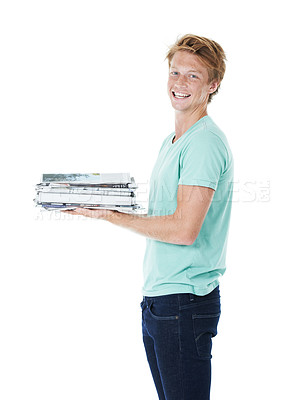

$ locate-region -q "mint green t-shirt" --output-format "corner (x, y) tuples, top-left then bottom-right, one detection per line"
(142, 115), (234, 297)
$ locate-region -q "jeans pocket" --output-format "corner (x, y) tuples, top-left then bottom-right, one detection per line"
(148, 302), (179, 321)
(192, 312), (221, 359)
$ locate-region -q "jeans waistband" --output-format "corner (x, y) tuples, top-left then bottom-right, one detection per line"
(143, 285), (220, 309)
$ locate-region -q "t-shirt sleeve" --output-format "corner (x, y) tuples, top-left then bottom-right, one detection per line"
(178, 131), (227, 190)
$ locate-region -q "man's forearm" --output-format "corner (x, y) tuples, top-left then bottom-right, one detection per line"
(106, 210), (191, 245)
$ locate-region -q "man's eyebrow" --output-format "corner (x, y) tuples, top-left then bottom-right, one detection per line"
(170, 66), (203, 75)
(188, 70), (203, 75)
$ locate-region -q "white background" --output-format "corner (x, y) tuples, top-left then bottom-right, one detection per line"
(1, 0), (305, 399)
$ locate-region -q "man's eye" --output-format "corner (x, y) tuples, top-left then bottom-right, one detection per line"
(190, 74), (197, 79)
(170, 71), (178, 76)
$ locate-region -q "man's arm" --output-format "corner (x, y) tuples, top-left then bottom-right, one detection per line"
(66, 185), (214, 245)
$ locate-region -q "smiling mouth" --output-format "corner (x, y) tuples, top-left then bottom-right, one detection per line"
(172, 91), (191, 99)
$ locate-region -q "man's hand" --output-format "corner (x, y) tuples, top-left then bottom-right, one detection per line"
(61, 207), (116, 221)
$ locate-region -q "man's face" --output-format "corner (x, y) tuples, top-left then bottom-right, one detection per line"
(167, 51), (218, 115)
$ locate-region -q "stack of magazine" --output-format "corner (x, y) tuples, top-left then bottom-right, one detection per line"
(34, 173), (141, 212)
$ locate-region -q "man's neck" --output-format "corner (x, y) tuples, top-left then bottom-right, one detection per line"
(174, 109), (208, 142)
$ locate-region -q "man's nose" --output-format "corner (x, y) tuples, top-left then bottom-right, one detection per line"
(176, 74), (188, 87)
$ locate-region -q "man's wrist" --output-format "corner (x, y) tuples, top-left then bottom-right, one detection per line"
(104, 209), (121, 222)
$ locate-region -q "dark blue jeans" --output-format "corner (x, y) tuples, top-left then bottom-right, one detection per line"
(140, 285), (221, 400)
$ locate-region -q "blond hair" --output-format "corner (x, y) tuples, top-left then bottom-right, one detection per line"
(166, 34), (227, 103)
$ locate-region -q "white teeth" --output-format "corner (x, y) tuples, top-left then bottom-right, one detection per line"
(173, 91), (190, 98)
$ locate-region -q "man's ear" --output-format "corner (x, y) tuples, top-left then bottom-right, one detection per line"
(208, 80), (219, 94)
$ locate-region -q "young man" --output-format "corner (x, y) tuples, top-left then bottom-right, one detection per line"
(64, 34), (234, 400)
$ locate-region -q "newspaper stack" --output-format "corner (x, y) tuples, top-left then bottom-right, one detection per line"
(34, 173), (141, 212)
